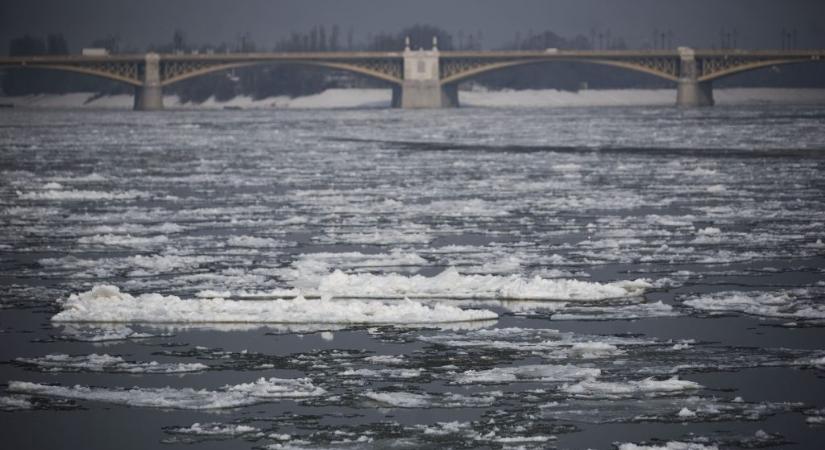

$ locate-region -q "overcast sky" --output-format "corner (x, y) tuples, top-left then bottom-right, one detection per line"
(2, 0), (824, 53)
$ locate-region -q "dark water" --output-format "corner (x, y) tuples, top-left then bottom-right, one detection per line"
(1, 106), (825, 449)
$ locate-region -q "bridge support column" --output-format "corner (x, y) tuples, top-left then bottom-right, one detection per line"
(134, 53), (163, 111)
(394, 81), (458, 108)
(677, 80), (714, 107)
(397, 42), (457, 108)
(676, 47), (714, 107)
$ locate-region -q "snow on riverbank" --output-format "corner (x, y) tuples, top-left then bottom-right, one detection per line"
(3, 87), (824, 109)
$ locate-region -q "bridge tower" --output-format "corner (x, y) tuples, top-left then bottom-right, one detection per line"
(676, 47), (714, 107)
(134, 53), (164, 110)
(393, 37), (458, 108)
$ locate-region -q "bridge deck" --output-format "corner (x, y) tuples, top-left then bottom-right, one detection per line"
(0, 49), (823, 65)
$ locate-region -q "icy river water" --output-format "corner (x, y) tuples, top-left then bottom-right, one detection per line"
(1, 106), (825, 449)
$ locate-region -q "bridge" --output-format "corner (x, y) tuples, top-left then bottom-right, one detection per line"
(1, 40), (823, 110)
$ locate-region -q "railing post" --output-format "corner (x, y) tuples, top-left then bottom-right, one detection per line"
(134, 53), (164, 110)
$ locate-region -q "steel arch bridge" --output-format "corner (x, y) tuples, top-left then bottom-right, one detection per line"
(1, 47), (822, 109)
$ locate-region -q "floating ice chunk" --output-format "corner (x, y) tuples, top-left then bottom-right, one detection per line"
(278, 250), (427, 289)
(196, 290), (233, 298)
(16, 354), (207, 374)
(561, 376), (701, 398)
(542, 396), (797, 424)
(77, 234), (169, 248)
(454, 364), (600, 384)
(8, 377), (324, 409)
(697, 227), (721, 236)
(420, 327), (653, 356)
(418, 421), (472, 436)
(683, 290), (825, 320)
(56, 325), (160, 342)
(618, 442), (718, 450)
(677, 407), (697, 418)
(340, 368), (423, 379)
(52, 222), (183, 237)
(42, 182), (63, 190)
(0, 395), (33, 411)
(364, 390), (499, 408)
(550, 301), (679, 321)
(319, 331), (334, 341)
(364, 355), (406, 365)
(552, 163), (582, 172)
(317, 267), (650, 300)
(569, 342), (623, 359)
(52, 285), (497, 324)
(493, 435), (555, 443)
(693, 227), (723, 244)
(18, 190), (146, 200)
(166, 422), (260, 436)
(126, 254), (215, 275)
(318, 229), (433, 245)
(227, 236), (287, 248)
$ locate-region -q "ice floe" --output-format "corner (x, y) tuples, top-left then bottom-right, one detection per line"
(561, 376), (701, 398)
(77, 234), (169, 248)
(165, 422), (260, 436)
(17, 189), (147, 201)
(0, 395), (33, 411)
(52, 285), (497, 324)
(8, 377), (325, 409)
(340, 368), (423, 379)
(617, 442), (718, 450)
(542, 396), (798, 424)
(55, 325), (162, 342)
(548, 301), (679, 320)
(454, 364), (600, 384)
(15, 353), (208, 374)
(364, 390), (500, 408)
(683, 289), (825, 320)
(315, 267), (650, 300)
(420, 327), (653, 357)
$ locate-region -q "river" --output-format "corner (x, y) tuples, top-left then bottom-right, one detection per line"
(1, 105), (824, 449)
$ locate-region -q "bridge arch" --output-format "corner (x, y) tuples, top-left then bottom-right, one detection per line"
(698, 57), (824, 82)
(0, 63), (142, 86)
(161, 60), (403, 87)
(439, 57), (679, 86)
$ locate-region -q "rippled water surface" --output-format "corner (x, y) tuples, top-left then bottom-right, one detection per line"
(1, 106), (825, 449)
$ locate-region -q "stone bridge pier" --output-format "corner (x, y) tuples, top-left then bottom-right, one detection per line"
(134, 53), (164, 110)
(676, 47), (714, 107)
(392, 39), (459, 108)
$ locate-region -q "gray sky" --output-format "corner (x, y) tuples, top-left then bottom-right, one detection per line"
(2, 0), (824, 53)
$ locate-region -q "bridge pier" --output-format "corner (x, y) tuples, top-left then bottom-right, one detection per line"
(396, 41), (458, 109)
(676, 47), (714, 107)
(677, 80), (714, 107)
(393, 81), (458, 108)
(133, 53), (163, 111)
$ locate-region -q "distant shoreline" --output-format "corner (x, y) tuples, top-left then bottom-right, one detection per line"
(2, 87), (825, 109)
